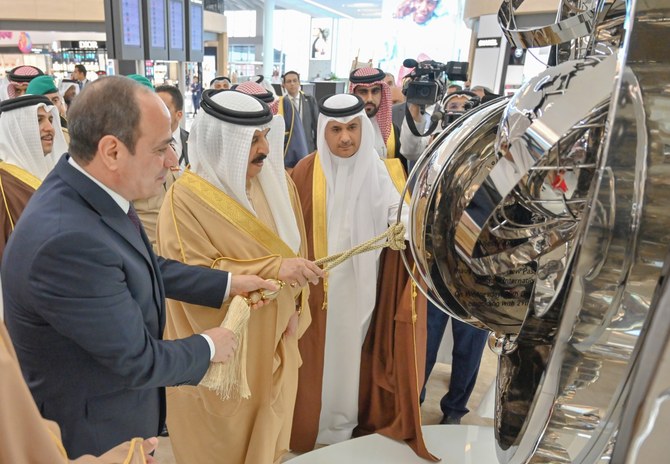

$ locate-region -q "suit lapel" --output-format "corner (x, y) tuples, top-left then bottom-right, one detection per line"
(55, 156), (164, 317)
(179, 128), (189, 165)
(299, 94), (307, 125)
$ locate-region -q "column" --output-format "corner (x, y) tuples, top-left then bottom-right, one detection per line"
(262, 0), (275, 80)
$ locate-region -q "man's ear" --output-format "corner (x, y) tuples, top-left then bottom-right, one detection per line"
(97, 135), (122, 171)
(176, 110), (184, 123)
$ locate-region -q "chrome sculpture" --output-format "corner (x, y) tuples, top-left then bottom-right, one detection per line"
(403, 0), (670, 462)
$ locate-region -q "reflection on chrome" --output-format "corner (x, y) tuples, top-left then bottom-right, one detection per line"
(403, 0), (670, 462)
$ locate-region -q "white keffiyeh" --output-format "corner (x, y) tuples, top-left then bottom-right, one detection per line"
(0, 100), (67, 179)
(189, 90), (301, 253)
(315, 93), (405, 444)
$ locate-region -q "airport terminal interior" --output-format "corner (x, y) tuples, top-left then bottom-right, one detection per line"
(1, 0), (669, 463)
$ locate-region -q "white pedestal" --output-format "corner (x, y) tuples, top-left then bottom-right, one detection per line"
(287, 425), (497, 463)
(477, 381), (496, 419)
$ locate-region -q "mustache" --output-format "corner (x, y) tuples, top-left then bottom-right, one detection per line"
(251, 154), (267, 163)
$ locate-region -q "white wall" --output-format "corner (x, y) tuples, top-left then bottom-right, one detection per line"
(273, 10), (311, 78)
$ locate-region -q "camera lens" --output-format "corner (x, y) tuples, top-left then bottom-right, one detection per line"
(419, 87), (431, 97)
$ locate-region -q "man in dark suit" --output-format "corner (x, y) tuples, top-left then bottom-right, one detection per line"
(72, 64), (89, 90)
(2, 76), (275, 459)
(281, 71), (318, 153)
(155, 84), (189, 166)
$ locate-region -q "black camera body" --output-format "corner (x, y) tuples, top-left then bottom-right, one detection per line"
(403, 59), (449, 106)
(402, 59), (470, 106)
(405, 80), (440, 105)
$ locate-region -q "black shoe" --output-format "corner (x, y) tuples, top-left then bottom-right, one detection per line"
(159, 425), (169, 437)
(440, 415), (461, 425)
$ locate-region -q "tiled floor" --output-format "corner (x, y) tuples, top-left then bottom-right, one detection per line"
(154, 348), (497, 463)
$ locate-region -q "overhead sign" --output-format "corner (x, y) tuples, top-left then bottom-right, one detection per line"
(78, 40), (99, 49)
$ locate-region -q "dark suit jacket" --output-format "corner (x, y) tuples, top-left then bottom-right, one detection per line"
(2, 155), (229, 458)
(179, 127), (189, 166)
(299, 92), (318, 153)
(392, 102), (406, 133)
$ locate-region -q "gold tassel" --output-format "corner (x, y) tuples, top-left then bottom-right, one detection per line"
(199, 279), (284, 400)
(322, 276), (328, 310)
(200, 295), (252, 400)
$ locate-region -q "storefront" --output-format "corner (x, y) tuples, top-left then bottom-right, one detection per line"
(0, 31), (110, 83)
(52, 40), (110, 81)
(0, 31), (51, 78)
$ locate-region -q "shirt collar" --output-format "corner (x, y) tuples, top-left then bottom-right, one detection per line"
(68, 155), (130, 213)
(172, 126), (182, 148)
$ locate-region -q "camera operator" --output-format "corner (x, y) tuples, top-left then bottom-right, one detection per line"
(397, 59), (467, 169)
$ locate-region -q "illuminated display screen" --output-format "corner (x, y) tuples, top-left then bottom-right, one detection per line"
(169, 0), (184, 50)
(121, 0), (142, 47)
(190, 3), (203, 51)
(149, 0), (166, 48)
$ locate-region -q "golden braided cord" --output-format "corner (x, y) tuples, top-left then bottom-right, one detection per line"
(200, 223), (406, 400)
(314, 222), (406, 271)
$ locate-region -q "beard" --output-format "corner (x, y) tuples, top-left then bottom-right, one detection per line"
(365, 104), (379, 118)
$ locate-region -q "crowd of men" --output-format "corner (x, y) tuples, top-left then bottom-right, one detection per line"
(0, 63), (491, 463)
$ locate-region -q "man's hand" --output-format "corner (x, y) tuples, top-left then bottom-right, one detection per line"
(408, 102), (423, 123)
(230, 275), (279, 297)
(202, 327), (238, 363)
(142, 437), (159, 464)
(278, 258), (324, 288)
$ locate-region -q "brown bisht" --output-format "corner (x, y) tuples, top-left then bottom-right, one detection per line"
(0, 162), (41, 261)
(290, 153), (436, 460)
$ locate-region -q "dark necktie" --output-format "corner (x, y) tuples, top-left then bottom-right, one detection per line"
(127, 206), (143, 235)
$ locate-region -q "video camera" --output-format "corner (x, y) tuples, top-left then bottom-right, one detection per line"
(402, 58), (448, 106)
(402, 59), (469, 106)
(402, 59), (471, 137)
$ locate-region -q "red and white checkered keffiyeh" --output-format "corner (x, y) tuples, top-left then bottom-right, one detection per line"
(234, 81), (279, 115)
(348, 67), (392, 144)
(6, 65), (43, 99)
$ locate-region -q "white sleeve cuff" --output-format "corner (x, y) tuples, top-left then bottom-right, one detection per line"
(200, 334), (215, 361)
(224, 273), (232, 301)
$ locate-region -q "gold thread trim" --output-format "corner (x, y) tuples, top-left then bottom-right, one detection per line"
(211, 254), (281, 268)
(179, 171), (297, 258)
(0, 162), (41, 190)
(387, 124), (396, 158)
(0, 164), (41, 232)
(312, 153), (329, 310)
(383, 158), (410, 205)
(312, 152), (328, 260)
(168, 185), (187, 263)
(0, 175), (15, 231)
(279, 96), (296, 158)
(410, 264), (423, 425)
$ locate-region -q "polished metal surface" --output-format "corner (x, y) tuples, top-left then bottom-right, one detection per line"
(498, 0), (596, 48)
(405, 97), (511, 329)
(610, 256), (670, 464)
(405, 0), (670, 462)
